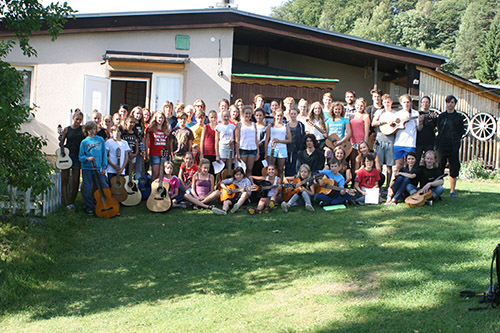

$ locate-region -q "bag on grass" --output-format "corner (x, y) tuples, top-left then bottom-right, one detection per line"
(460, 243), (500, 310)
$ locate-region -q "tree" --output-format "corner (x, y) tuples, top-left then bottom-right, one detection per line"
(0, 1), (75, 197)
(350, 1), (394, 43)
(451, 2), (487, 79)
(271, 0), (325, 28)
(475, 17), (500, 84)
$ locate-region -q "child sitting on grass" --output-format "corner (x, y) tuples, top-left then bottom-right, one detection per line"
(281, 163), (315, 212)
(248, 164), (282, 214)
(406, 150), (444, 205)
(315, 158), (353, 207)
(385, 151), (418, 205)
(354, 153), (381, 205)
(218, 167), (254, 214)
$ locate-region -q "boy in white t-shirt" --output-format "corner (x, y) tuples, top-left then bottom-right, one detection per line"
(105, 125), (131, 183)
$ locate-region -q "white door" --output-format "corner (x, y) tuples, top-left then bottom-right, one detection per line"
(152, 73), (183, 112)
(83, 75), (110, 121)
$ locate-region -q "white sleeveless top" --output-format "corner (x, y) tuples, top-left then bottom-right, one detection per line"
(239, 122), (257, 150)
(269, 125), (287, 149)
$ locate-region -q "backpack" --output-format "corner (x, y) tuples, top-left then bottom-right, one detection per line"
(460, 244), (500, 310)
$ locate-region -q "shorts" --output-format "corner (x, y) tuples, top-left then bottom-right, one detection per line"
(70, 154), (81, 169)
(150, 155), (161, 166)
(267, 145), (287, 159)
(219, 144), (233, 159)
(375, 141), (394, 166)
(393, 146), (415, 160)
(239, 149), (258, 157)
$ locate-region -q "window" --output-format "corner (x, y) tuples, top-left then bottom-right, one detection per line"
(16, 67), (33, 106)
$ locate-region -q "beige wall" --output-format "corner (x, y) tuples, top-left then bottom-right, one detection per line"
(4, 28), (234, 153)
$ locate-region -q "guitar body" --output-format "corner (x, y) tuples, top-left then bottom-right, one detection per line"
(220, 184), (238, 201)
(110, 175), (128, 202)
(314, 178), (338, 196)
(405, 189), (433, 207)
(55, 147), (73, 170)
(147, 179), (172, 212)
(324, 133), (353, 156)
(379, 115), (419, 136)
(91, 160), (119, 218)
(122, 177), (142, 206)
(138, 174), (152, 200)
(281, 177), (303, 202)
(94, 187), (120, 218)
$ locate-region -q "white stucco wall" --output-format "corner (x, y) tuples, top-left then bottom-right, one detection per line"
(4, 28), (234, 153)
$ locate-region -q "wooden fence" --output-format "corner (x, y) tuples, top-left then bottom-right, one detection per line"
(0, 172), (62, 216)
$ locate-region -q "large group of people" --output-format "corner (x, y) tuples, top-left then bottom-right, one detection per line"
(58, 90), (465, 216)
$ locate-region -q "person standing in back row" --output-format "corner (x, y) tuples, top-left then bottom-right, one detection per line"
(436, 95), (464, 198)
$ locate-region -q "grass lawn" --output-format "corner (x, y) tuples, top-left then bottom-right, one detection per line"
(1, 179), (500, 332)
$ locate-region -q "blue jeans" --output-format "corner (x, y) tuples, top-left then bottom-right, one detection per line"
(406, 184), (444, 200)
(285, 152), (298, 177)
(390, 176), (411, 202)
(82, 169), (109, 212)
(315, 191), (352, 205)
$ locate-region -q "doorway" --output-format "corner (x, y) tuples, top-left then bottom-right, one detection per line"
(110, 78), (150, 114)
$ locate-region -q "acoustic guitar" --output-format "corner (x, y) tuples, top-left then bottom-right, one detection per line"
(137, 142), (151, 200)
(219, 184), (258, 202)
(262, 142), (276, 176)
(379, 114), (419, 136)
(281, 173), (323, 202)
(307, 120), (353, 155)
(405, 174), (447, 207)
(314, 177), (356, 196)
(109, 148), (128, 202)
(122, 151), (142, 207)
(91, 160), (119, 218)
(55, 125), (73, 170)
(147, 148), (172, 212)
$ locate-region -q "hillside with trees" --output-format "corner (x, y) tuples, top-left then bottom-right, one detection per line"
(271, 0), (500, 84)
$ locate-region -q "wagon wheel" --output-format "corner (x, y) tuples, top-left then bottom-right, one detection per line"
(470, 113), (496, 141)
(458, 112), (470, 138)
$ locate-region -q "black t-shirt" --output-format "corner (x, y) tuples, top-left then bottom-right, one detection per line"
(416, 111), (437, 147)
(400, 165), (419, 186)
(297, 148), (325, 174)
(96, 128), (107, 141)
(415, 166), (442, 188)
(436, 111), (464, 148)
(122, 131), (139, 155)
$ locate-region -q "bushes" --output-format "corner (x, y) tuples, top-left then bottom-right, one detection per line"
(459, 157), (498, 180)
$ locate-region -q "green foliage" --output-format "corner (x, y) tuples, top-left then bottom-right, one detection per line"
(451, 2), (487, 79)
(271, 0), (500, 81)
(0, 63), (53, 196)
(271, 0), (325, 28)
(0, 0), (75, 57)
(475, 16), (500, 84)
(459, 157), (492, 180)
(351, 1), (394, 43)
(0, 1), (75, 198)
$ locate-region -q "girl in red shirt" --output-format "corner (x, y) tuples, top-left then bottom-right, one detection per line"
(145, 111), (170, 180)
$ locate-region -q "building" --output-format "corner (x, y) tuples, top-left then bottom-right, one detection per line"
(1, 8), (498, 162)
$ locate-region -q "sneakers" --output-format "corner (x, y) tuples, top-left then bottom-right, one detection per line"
(425, 200), (434, 206)
(269, 200), (276, 209)
(212, 207), (227, 215)
(305, 203), (315, 212)
(318, 201), (327, 207)
(450, 192), (458, 198)
(85, 209), (94, 216)
(230, 203), (240, 213)
(281, 202), (288, 213)
(66, 204), (75, 210)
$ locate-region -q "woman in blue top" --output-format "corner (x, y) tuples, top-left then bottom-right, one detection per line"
(325, 102), (351, 164)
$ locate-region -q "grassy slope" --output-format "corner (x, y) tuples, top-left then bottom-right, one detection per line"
(1, 180), (500, 332)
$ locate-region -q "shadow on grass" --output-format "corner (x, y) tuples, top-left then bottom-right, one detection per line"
(2, 184), (500, 325)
